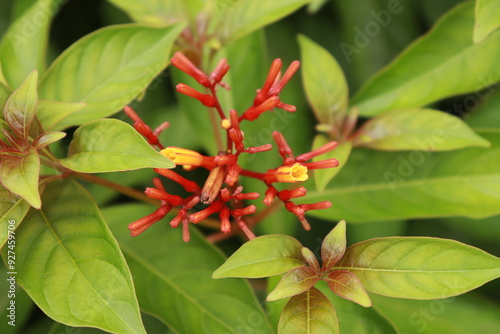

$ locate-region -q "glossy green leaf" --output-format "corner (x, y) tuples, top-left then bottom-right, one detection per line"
(0, 147), (40, 208)
(213, 235), (305, 278)
(352, 108), (490, 151)
(313, 135), (351, 192)
(60, 119), (174, 173)
(302, 130), (500, 222)
(36, 100), (86, 131)
(33, 131), (66, 149)
(0, 184), (30, 248)
(0, 180), (146, 334)
(103, 203), (274, 334)
(335, 237), (500, 299)
(278, 287), (339, 334)
(351, 2), (500, 116)
(371, 293), (500, 334)
(321, 220), (346, 270)
(39, 23), (184, 129)
(474, 0), (500, 43)
(325, 270), (371, 307)
(4, 70), (37, 139)
(317, 281), (398, 334)
(107, 0), (187, 26)
(267, 267), (319, 301)
(307, 0), (329, 14)
(466, 88), (500, 131)
(298, 34), (348, 128)
(0, 0), (59, 88)
(216, 0), (310, 43)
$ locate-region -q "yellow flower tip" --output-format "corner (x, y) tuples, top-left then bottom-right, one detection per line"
(160, 147), (203, 166)
(221, 119), (231, 129)
(276, 163), (308, 183)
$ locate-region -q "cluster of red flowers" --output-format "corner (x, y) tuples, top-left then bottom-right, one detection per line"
(127, 52), (339, 242)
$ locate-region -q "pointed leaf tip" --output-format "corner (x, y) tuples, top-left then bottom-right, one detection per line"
(321, 220), (347, 270)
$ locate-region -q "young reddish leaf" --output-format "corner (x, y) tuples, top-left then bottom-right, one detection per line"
(352, 108), (490, 151)
(278, 287), (339, 334)
(298, 35), (348, 131)
(325, 270), (371, 308)
(212, 235), (305, 278)
(267, 267), (319, 301)
(301, 247), (320, 271)
(4, 71), (38, 139)
(321, 220), (346, 270)
(335, 237), (500, 299)
(33, 131), (66, 150)
(0, 146), (41, 208)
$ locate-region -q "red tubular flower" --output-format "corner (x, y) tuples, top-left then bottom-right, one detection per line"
(254, 59), (282, 105)
(277, 187), (307, 201)
(296, 141), (338, 162)
(154, 168), (201, 193)
(211, 58), (230, 83)
(176, 84), (217, 107)
(171, 52), (211, 87)
(189, 200), (224, 223)
(128, 206), (171, 237)
(240, 96), (280, 121)
(302, 159), (339, 170)
(124, 106), (164, 148)
(144, 187), (183, 206)
(272, 131), (294, 163)
(270, 60), (300, 95)
(219, 207), (231, 233)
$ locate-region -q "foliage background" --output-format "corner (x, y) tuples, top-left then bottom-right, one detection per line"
(0, 0), (499, 333)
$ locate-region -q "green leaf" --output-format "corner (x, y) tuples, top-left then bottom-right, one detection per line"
(39, 23), (185, 129)
(0, 184), (30, 248)
(0, 180), (146, 334)
(36, 100), (86, 131)
(4, 70), (38, 139)
(33, 131), (66, 149)
(351, 2), (500, 116)
(59, 119), (174, 173)
(371, 293), (500, 334)
(278, 287), (339, 334)
(107, 0), (187, 26)
(474, 0), (500, 43)
(0, 82), (10, 110)
(352, 108), (490, 151)
(215, 0), (310, 43)
(267, 267), (319, 301)
(301, 130), (500, 222)
(466, 88), (500, 131)
(307, 0), (329, 14)
(0, 147), (40, 208)
(313, 135), (351, 192)
(298, 35), (348, 129)
(0, 0), (60, 88)
(317, 281), (398, 334)
(324, 270), (371, 307)
(335, 237), (500, 299)
(321, 220), (346, 270)
(212, 235), (306, 278)
(103, 203), (274, 334)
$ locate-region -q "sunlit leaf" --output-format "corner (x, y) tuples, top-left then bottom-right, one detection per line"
(215, 0), (310, 43)
(335, 237), (500, 299)
(33, 131), (66, 149)
(0, 147), (40, 208)
(213, 235), (305, 278)
(103, 203), (274, 334)
(278, 287), (339, 334)
(36, 100), (86, 131)
(474, 0), (500, 43)
(0, 180), (146, 334)
(352, 108), (490, 151)
(352, 2), (500, 116)
(39, 23), (184, 129)
(60, 119), (174, 173)
(298, 34), (348, 129)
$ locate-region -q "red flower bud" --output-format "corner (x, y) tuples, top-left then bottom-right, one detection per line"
(171, 52), (211, 87)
